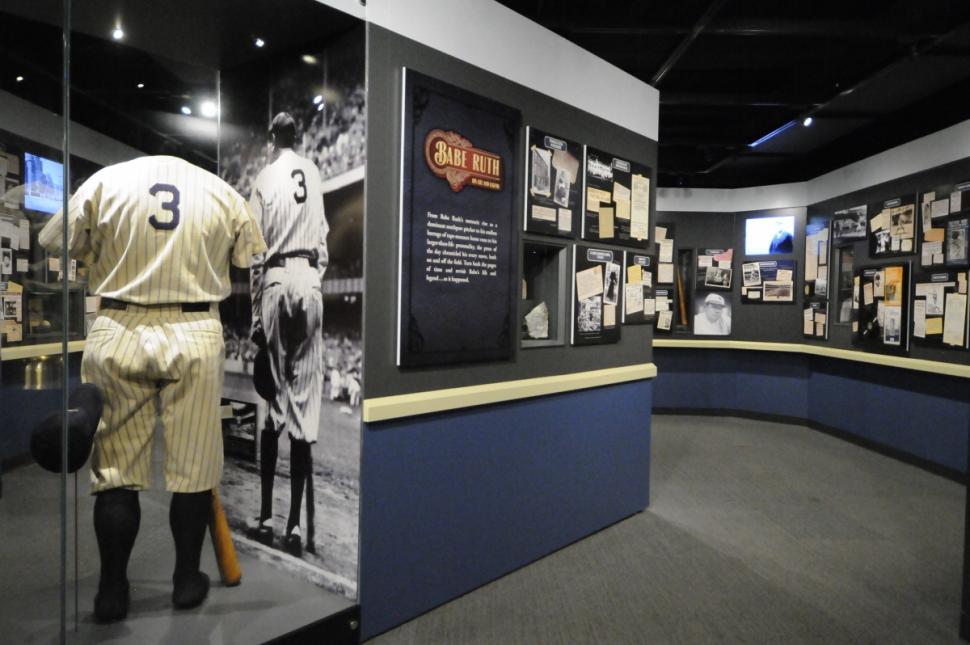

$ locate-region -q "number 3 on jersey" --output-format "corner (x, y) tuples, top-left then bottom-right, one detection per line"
(149, 183), (181, 230)
(292, 169), (307, 204)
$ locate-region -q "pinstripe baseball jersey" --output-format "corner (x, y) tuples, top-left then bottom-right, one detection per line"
(249, 148), (328, 333)
(39, 155), (266, 303)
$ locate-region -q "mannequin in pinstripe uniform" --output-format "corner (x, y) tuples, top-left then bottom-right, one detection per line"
(40, 153), (266, 622)
(248, 112), (329, 556)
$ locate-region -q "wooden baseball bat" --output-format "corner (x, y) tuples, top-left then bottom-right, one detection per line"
(675, 261), (688, 325)
(209, 489), (242, 586)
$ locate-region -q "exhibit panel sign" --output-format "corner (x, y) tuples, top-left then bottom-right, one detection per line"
(524, 126), (581, 238)
(397, 69), (521, 367)
(582, 146), (651, 248)
(572, 244), (621, 345)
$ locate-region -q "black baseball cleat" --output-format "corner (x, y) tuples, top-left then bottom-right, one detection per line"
(283, 526), (303, 557)
(94, 582), (130, 623)
(172, 571), (210, 609)
(246, 518), (274, 547)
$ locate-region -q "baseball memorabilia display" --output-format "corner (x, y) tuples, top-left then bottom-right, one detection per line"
(38, 155), (266, 622)
(853, 263), (911, 354)
(582, 146), (651, 247)
(524, 126), (581, 237)
(572, 245), (621, 345)
(868, 195), (916, 257)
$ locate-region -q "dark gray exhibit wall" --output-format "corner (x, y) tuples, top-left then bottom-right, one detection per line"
(656, 207), (807, 343)
(364, 24), (657, 398)
(659, 156), (970, 364)
(811, 156), (970, 364)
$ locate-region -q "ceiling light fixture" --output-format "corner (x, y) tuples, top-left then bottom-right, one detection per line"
(136, 82), (144, 89)
(200, 100), (218, 118)
(317, 103), (324, 112)
(181, 106), (192, 116)
(748, 120), (797, 148)
(302, 54), (318, 65)
(254, 37), (265, 48)
(313, 94), (324, 105)
(802, 117), (814, 127)
(111, 27), (124, 40)
(15, 75), (24, 82)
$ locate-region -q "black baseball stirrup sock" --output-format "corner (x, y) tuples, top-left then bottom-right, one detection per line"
(94, 489), (141, 590)
(287, 439), (310, 534)
(170, 490), (212, 576)
(259, 428), (279, 523)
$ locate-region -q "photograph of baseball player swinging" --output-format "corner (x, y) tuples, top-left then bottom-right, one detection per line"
(38, 154), (266, 623)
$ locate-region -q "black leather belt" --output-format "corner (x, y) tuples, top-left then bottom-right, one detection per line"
(266, 250), (318, 269)
(100, 297), (211, 313)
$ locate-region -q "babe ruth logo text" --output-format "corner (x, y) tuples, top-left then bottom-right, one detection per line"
(423, 129), (503, 192)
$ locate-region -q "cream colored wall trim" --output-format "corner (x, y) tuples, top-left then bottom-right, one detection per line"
(654, 338), (970, 379)
(2, 341), (86, 362)
(362, 363), (657, 423)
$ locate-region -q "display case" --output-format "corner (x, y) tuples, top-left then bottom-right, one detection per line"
(521, 240), (568, 347)
(1, 1), (363, 642)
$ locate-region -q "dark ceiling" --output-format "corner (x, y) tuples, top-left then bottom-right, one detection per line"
(497, 0), (970, 188)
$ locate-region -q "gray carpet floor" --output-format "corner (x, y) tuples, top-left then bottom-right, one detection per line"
(370, 415), (966, 644)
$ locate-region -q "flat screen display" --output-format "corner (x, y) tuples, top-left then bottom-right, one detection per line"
(745, 215), (795, 255)
(24, 152), (64, 214)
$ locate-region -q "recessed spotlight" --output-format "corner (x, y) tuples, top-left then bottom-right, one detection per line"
(15, 75), (24, 82)
(802, 117), (814, 127)
(254, 37), (265, 48)
(200, 100), (218, 118)
(313, 94), (324, 105)
(316, 103), (324, 112)
(136, 82), (144, 89)
(302, 54), (318, 65)
(181, 106), (192, 116)
(111, 27), (124, 41)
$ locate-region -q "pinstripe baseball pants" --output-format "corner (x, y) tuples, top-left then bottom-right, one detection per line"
(261, 260), (323, 442)
(82, 304), (225, 493)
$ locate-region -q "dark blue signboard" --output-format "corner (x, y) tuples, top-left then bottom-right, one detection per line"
(397, 69), (521, 367)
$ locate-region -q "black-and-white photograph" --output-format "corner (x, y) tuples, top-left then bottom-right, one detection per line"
(0, 248), (11, 275)
(873, 270), (884, 297)
(890, 205), (914, 238)
(762, 281), (794, 302)
(832, 205), (867, 243)
(704, 265), (732, 289)
(946, 218), (969, 265)
(603, 262), (620, 306)
(2, 295), (20, 320)
(553, 167), (570, 207)
(217, 28), (364, 599)
(874, 229), (892, 254)
(530, 145), (552, 197)
(815, 277), (828, 297)
(742, 261), (762, 287)
(693, 292), (731, 335)
(926, 289), (944, 316)
(883, 306), (902, 345)
(578, 295), (603, 331)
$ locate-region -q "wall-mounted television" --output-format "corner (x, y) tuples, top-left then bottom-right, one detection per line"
(24, 152), (64, 214)
(745, 215), (795, 255)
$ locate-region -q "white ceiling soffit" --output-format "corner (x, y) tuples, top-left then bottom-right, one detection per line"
(316, 0), (660, 141)
(658, 118), (970, 213)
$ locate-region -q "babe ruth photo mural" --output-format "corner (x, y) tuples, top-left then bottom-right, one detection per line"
(217, 29), (364, 598)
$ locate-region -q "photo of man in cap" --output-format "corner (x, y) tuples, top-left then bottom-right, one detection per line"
(693, 292), (732, 335)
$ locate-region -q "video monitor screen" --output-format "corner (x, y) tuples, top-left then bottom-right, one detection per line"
(24, 152), (64, 214)
(745, 215), (795, 255)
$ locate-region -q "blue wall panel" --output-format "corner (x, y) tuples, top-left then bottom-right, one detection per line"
(655, 348), (970, 474)
(358, 380), (653, 639)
